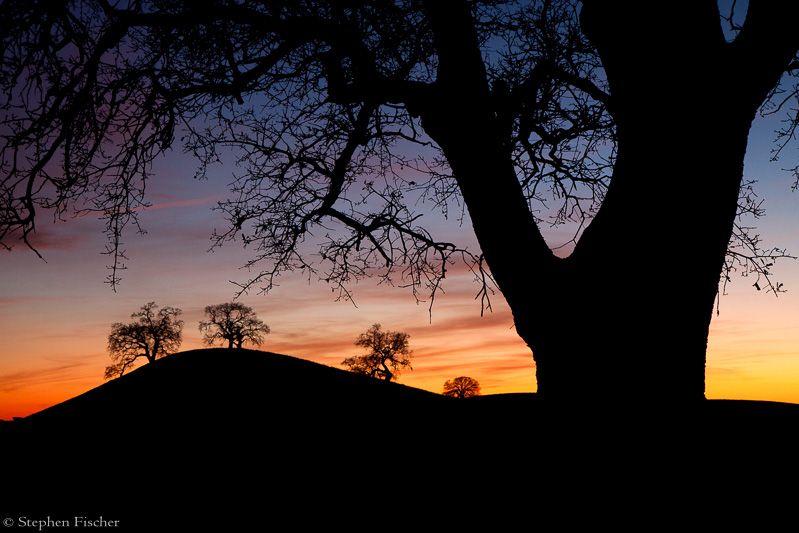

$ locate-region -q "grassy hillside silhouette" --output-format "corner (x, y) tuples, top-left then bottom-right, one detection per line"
(20, 348), (449, 429)
(5, 348), (799, 529)
(5, 349), (478, 527)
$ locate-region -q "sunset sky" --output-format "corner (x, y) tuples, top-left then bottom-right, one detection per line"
(2, 108), (799, 421)
(4, 7), (799, 420)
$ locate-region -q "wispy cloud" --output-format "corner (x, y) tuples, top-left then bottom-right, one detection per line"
(0, 360), (90, 393)
(136, 195), (224, 211)
(13, 224), (91, 252)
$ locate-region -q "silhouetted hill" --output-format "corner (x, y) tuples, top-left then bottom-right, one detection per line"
(5, 349), (473, 527)
(20, 348), (451, 431)
(5, 348), (799, 529)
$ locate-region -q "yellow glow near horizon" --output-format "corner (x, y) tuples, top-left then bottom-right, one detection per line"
(4, 119), (799, 420)
(5, 285), (799, 421)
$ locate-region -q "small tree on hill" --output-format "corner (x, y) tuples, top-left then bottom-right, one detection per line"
(443, 377), (482, 399)
(199, 302), (270, 349)
(105, 302), (183, 379)
(342, 324), (413, 382)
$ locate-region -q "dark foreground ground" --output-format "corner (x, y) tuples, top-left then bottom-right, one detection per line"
(4, 349), (798, 529)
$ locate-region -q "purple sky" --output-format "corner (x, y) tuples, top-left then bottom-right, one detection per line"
(4, 80), (799, 420)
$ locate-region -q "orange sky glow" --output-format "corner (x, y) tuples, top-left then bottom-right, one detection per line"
(3, 95), (799, 422)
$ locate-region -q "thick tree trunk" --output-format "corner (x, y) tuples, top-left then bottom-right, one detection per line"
(523, 115), (753, 402)
(420, 0), (798, 404)
(435, 115), (753, 402)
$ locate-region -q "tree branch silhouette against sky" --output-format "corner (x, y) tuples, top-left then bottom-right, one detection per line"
(3, 0), (799, 416)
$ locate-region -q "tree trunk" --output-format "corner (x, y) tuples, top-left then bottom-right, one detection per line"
(525, 114), (753, 402)
(147, 340), (159, 364)
(436, 119), (752, 402)
(419, 0), (797, 404)
(381, 361), (393, 381)
(535, 1), (791, 403)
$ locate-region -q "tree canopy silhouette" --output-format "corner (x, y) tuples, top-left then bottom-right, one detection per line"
(199, 302), (270, 349)
(443, 376), (481, 399)
(4, 1), (799, 401)
(105, 302), (184, 379)
(342, 324), (413, 382)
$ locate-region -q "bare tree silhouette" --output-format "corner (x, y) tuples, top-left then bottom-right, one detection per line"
(105, 303), (183, 379)
(342, 324), (413, 382)
(199, 302), (270, 349)
(443, 377), (481, 399)
(4, 1), (799, 401)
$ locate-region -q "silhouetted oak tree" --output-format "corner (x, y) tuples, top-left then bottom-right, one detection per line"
(443, 377), (481, 399)
(4, 1), (799, 401)
(342, 324), (413, 381)
(199, 302), (270, 349)
(105, 302), (184, 379)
